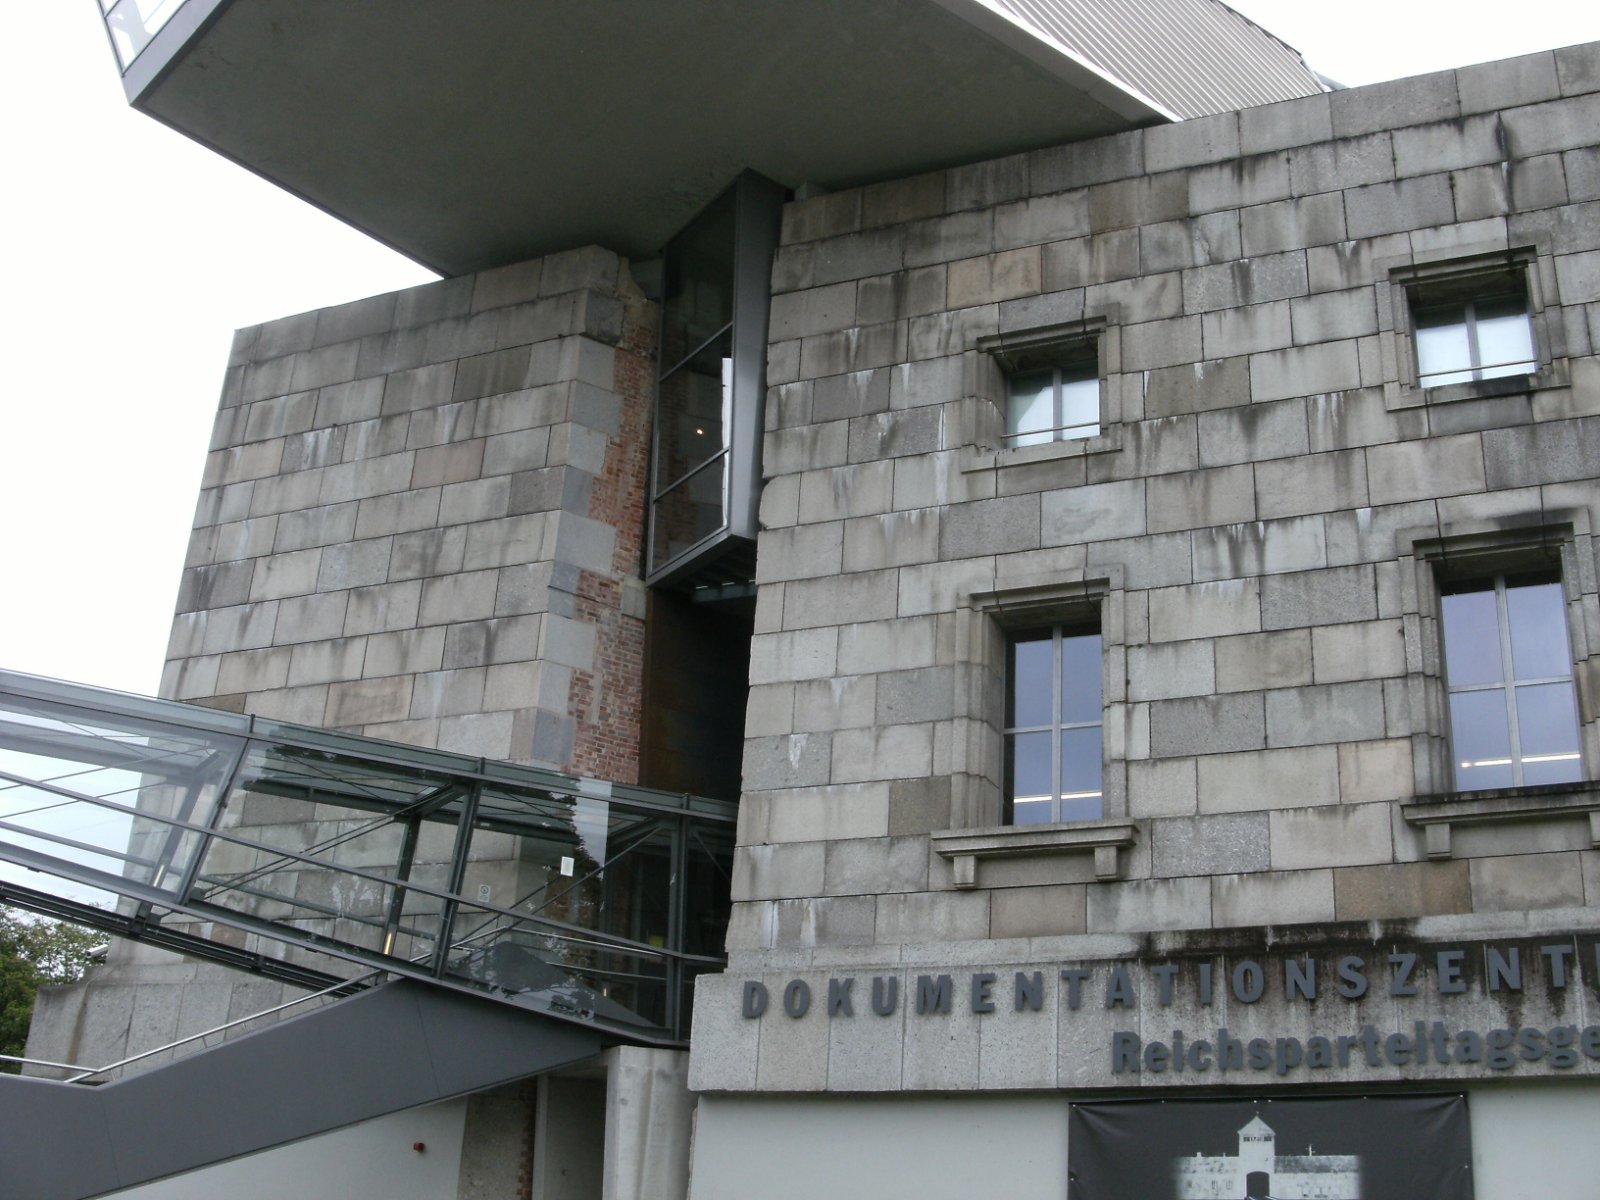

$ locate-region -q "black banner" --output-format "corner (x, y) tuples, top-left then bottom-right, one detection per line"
(1068, 1095), (1471, 1200)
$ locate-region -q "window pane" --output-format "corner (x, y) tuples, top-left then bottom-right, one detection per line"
(1514, 683), (1583, 785)
(656, 332), (732, 490)
(1505, 580), (1570, 680)
(1415, 311), (1473, 386)
(1058, 633), (1102, 725)
(1007, 731), (1053, 824)
(660, 189), (735, 369)
(1006, 371), (1054, 447)
(1059, 727), (1102, 820)
(1008, 634), (1053, 728)
(651, 455), (727, 567)
(1059, 376), (1100, 439)
(1474, 299), (1535, 379)
(1449, 689), (1514, 790)
(1440, 588), (1503, 686)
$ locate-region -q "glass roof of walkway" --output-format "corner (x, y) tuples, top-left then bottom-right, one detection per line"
(0, 669), (736, 1045)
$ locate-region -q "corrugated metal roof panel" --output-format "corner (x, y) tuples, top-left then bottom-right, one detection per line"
(994, 0), (1324, 118)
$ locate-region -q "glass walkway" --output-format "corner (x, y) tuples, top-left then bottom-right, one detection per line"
(0, 669), (736, 1045)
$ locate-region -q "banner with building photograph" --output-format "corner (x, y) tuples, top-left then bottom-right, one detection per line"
(1068, 1095), (1470, 1200)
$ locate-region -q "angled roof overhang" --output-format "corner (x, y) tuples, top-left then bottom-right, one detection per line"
(112, 0), (1191, 275)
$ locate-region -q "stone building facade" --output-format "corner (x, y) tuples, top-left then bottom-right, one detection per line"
(19, 17), (1600, 1200)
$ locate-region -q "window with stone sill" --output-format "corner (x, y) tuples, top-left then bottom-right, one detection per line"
(1440, 571), (1583, 792)
(973, 317), (1121, 464)
(1005, 623), (1103, 824)
(1383, 248), (1561, 410)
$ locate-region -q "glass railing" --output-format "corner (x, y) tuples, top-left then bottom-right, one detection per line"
(101, 0), (196, 73)
(0, 669), (736, 1043)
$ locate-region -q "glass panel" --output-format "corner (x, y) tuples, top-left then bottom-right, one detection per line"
(0, 697), (241, 907)
(651, 455), (728, 568)
(1059, 375), (1100, 439)
(1474, 298), (1536, 379)
(1415, 308), (1473, 386)
(1059, 633), (1102, 726)
(1505, 579), (1570, 680)
(660, 189), (736, 370)
(1008, 633), (1053, 728)
(685, 824), (735, 959)
(1514, 683), (1583, 786)
(656, 332), (733, 490)
(1450, 689), (1515, 790)
(1006, 371), (1054, 447)
(1007, 731), (1053, 824)
(1059, 727), (1103, 821)
(1440, 588), (1503, 686)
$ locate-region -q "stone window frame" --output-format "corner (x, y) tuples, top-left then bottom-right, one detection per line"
(932, 571), (1138, 887)
(1377, 242), (1566, 412)
(1395, 511), (1598, 837)
(965, 307), (1128, 470)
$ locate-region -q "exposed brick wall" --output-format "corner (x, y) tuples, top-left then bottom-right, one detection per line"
(567, 286), (654, 783)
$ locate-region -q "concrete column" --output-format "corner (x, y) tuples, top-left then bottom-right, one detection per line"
(600, 1047), (694, 1200)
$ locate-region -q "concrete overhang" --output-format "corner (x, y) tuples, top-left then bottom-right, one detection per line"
(122, 0), (1175, 275)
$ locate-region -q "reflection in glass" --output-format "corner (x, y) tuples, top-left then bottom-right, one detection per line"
(1003, 358), (1099, 447)
(1008, 633), (1053, 728)
(1440, 589), (1502, 686)
(657, 334), (732, 489)
(0, 672), (739, 1042)
(1442, 573), (1583, 790)
(1415, 294), (1534, 387)
(652, 456), (728, 567)
(1004, 626), (1103, 824)
(660, 189), (736, 371)
(1507, 580), (1570, 679)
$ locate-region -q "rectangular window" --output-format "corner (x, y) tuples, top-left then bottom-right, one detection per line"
(1005, 352), (1099, 447)
(1440, 572), (1583, 790)
(1410, 273), (1535, 389)
(1004, 625), (1102, 823)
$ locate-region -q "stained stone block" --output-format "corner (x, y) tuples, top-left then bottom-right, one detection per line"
(1150, 812), (1269, 878)
(325, 677), (413, 727)
(1149, 578), (1261, 642)
(1148, 693), (1265, 758)
(1195, 744), (1339, 813)
(1469, 853), (1586, 912)
(1265, 680), (1387, 747)
(1211, 869), (1334, 928)
(824, 836), (928, 896)
(874, 891), (990, 944)
(1270, 802), (1392, 871)
(1085, 876), (1210, 933)
(732, 843), (827, 902)
(1127, 640), (1214, 702)
(1146, 464), (1255, 533)
(1332, 860), (1471, 919)
(830, 724), (933, 783)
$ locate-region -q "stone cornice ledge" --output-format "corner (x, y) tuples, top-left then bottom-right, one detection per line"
(931, 821), (1138, 887)
(1401, 782), (1600, 859)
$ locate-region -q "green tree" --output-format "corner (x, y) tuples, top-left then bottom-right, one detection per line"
(0, 906), (102, 1072)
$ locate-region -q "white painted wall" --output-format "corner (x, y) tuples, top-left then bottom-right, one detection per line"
(689, 1095), (1071, 1198)
(108, 1099), (469, 1199)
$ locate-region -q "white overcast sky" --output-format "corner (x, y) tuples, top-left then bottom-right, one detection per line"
(3, 2), (1598, 698)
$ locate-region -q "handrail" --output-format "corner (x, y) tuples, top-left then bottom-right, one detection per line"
(2, 970), (386, 1084)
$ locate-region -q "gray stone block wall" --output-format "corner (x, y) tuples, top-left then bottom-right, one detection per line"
(163, 245), (653, 774)
(729, 42), (1600, 1032)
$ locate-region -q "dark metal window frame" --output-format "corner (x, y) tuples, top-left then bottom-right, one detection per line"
(646, 172), (786, 588)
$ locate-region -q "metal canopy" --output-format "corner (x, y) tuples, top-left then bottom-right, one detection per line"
(0, 669), (736, 1045)
(115, 0), (1178, 274)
